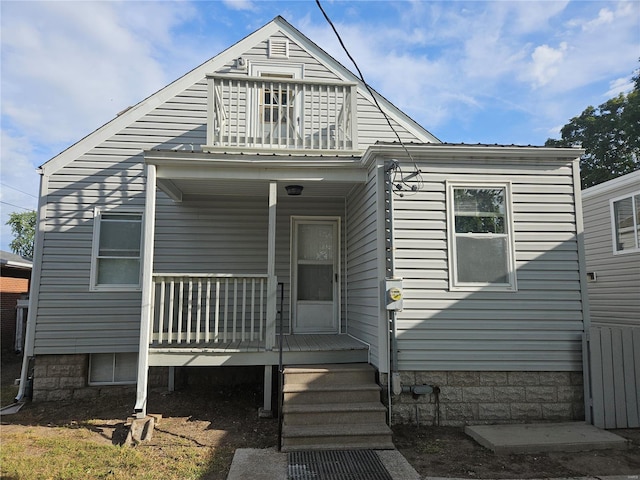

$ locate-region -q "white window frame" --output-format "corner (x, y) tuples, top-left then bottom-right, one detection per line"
(446, 182), (517, 291)
(88, 352), (138, 386)
(610, 190), (640, 255)
(248, 62), (304, 143)
(90, 208), (143, 291)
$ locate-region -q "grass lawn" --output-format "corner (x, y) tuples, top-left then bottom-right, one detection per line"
(1, 427), (214, 480)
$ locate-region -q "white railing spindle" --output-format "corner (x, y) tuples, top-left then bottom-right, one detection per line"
(151, 274), (268, 346)
(206, 75), (356, 152)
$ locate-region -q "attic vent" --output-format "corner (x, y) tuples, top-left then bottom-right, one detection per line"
(268, 38), (289, 58)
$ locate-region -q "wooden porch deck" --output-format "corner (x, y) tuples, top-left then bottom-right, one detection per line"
(148, 334), (369, 367)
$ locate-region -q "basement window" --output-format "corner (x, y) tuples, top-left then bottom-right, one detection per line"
(89, 352), (137, 385)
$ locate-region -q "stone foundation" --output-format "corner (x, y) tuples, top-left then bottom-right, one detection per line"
(31, 354), (167, 401)
(382, 371), (584, 426)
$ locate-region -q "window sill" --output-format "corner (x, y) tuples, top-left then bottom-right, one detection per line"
(449, 285), (517, 292)
(90, 285), (142, 292)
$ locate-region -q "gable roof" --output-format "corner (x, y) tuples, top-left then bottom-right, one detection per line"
(582, 169), (640, 199)
(0, 250), (33, 270)
(41, 16), (439, 176)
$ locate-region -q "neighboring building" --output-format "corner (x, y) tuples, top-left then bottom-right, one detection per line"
(1, 250), (32, 353)
(18, 17), (588, 435)
(582, 170), (640, 428)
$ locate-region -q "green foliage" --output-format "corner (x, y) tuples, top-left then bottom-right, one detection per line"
(546, 64), (640, 189)
(6, 210), (36, 259)
(454, 188), (506, 234)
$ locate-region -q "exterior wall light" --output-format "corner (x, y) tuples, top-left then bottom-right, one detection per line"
(285, 185), (303, 196)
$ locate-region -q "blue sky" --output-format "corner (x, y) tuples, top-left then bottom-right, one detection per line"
(1, 0), (639, 251)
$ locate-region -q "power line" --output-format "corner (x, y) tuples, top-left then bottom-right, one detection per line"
(315, 0), (424, 195)
(0, 182), (38, 198)
(0, 201), (35, 212)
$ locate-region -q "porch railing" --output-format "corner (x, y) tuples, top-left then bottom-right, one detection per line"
(151, 273), (269, 345)
(205, 74), (358, 152)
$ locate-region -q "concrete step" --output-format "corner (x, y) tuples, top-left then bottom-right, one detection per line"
(283, 383), (382, 405)
(283, 402), (387, 425)
(281, 423), (394, 451)
(282, 441), (396, 452)
(283, 363), (376, 386)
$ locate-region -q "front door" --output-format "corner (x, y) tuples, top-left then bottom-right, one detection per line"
(291, 217), (340, 333)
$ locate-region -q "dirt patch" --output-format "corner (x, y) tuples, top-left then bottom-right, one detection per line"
(394, 424), (640, 479)
(2, 356), (639, 479)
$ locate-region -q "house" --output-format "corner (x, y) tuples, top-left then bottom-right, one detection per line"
(581, 170), (640, 429)
(18, 16), (589, 439)
(1, 250), (32, 353)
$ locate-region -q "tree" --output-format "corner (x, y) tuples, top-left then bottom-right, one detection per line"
(545, 66), (640, 189)
(6, 211), (36, 259)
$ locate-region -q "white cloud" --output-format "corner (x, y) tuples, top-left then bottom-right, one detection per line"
(222, 0), (257, 12)
(582, 7), (615, 31)
(605, 76), (635, 97)
(1, 1), (197, 147)
(530, 42), (569, 88)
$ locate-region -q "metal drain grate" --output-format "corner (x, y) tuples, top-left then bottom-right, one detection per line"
(288, 450), (393, 480)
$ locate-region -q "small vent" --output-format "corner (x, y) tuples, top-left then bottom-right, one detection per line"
(269, 38), (289, 58)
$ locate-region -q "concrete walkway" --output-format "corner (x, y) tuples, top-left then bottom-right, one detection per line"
(227, 422), (630, 480)
(465, 422), (628, 454)
(226, 448), (421, 480)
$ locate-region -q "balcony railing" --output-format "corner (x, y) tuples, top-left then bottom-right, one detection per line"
(151, 273), (269, 345)
(205, 74), (358, 153)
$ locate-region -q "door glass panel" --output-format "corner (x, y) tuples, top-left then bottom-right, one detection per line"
(298, 224), (334, 261)
(298, 264), (333, 301)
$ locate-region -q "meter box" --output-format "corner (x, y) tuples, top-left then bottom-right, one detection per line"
(385, 277), (403, 311)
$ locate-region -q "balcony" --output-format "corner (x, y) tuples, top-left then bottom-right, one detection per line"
(204, 74), (359, 154)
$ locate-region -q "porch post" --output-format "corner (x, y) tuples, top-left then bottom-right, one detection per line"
(134, 163), (157, 418)
(265, 181), (278, 350)
(263, 181), (277, 414)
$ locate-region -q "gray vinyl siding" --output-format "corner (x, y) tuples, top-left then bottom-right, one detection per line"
(583, 174), (640, 327)
(392, 160), (585, 371)
(32, 29), (425, 354)
(345, 163), (383, 368)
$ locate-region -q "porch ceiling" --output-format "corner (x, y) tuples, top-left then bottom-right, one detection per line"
(159, 178), (360, 198)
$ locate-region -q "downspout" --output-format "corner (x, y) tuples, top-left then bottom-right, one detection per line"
(134, 163), (157, 418)
(16, 169), (47, 401)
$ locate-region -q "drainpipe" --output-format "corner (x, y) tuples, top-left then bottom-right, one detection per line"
(16, 169), (47, 402)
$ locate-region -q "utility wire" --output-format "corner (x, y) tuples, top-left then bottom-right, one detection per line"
(0, 182), (38, 198)
(315, 0), (423, 195)
(0, 200), (35, 212)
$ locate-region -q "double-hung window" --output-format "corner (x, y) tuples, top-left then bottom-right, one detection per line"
(90, 209), (143, 290)
(611, 191), (640, 254)
(447, 183), (516, 291)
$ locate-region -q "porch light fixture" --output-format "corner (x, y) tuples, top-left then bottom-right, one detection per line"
(285, 185), (303, 196)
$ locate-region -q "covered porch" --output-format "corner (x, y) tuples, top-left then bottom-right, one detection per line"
(134, 150), (370, 416)
(148, 333), (369, 367)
